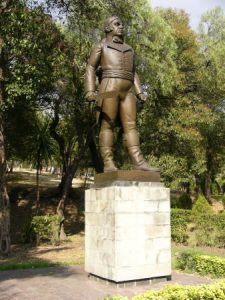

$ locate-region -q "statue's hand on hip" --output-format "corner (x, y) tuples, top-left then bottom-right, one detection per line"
(85, 91), (97, 103)
(137, 93), (147, 103)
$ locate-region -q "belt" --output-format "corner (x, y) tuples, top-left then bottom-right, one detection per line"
(102, 70), (134, 82)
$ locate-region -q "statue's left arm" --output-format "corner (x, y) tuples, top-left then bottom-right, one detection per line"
(134, 72), (147, 102)
(85, 42), (102, 101)
(133, 51), (146, 102)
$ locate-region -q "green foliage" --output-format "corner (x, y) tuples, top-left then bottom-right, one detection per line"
(211, 182), (220, 195)
(172, 193), (192, 209)
(31, 215), (61, 245)
(132, 280), (225, 300)
(193, 213), (225, 247)
(171, 209), (191, 243)
(148, 155), (191, 189)
(106, 280), (225, 300)
(171, 205), (225, 246)
(191, 195), (225, 246)
(176, 251), (225, 278)
(191, 195), (213, 219)
(1, 1), (65, 107)
(21, 220), (36, 243)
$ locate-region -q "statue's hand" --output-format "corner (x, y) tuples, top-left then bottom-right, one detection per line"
(85, 91), (97, 102)
(137, 93), (147, 102)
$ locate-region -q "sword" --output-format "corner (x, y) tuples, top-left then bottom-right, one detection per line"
(89, 91), (119, 124)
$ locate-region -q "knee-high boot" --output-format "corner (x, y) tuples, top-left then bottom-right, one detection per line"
(124, 130), (159, 171)
(99, 129), (118, 172)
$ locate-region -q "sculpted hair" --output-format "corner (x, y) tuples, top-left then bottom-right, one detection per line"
(104, 15), (121, 33)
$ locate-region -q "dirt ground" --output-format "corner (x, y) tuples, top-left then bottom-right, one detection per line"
(0, 235), (85, 267)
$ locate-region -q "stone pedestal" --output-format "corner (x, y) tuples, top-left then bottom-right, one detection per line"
(85, 171), (171, 284)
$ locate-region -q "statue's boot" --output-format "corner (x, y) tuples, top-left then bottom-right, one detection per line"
(99, 129), (118, 172)
(124, 130), (159, 171)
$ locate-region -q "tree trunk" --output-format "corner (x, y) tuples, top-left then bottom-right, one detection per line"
(49, 99), (68, 192)
(0, 21), (10, 255)
(36, 167), (40, 215)
(0, 119), (10, 255)
(57, 161), (80, 240)
(0, 43), (10, 255)
(194, 174), (203, 199)
(204, 172), (212, 204)
(204, 141), (214, 204)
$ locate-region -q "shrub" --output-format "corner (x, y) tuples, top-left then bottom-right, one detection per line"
(178, 193), (192, 209)
(192, 195), (213, 219)
(171, 209), (191, 243)
(171, 193), (192, 209)
(193, 213), (225, 247)
(176, 251), (225, 278)
(21, 220), (36, 243)
(132, 280), (225, 300)
(31, 215), (61, 245)
(211, 182), (220, 195)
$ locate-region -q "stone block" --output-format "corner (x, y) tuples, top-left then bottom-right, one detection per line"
(145, 250), (158, 265)
(158, 200), (170, 212)
(115, 213), (145, 226)
(145, 225), (171, 239)
(144, 212), (170, 225)
(85, 212), (115, 226)
(115, 225), (143, 240)
(85, 181), (171, 283)
(153, 237), (171, 250)
(144, 200), (159, 212)
(116, 250), (146, 267)
(157, 249), (171, 264)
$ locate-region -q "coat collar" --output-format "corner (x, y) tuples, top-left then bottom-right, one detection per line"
(105, 41), (132, 52)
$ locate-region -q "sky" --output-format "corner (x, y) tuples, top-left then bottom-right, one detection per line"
(150, 0), (225, 30)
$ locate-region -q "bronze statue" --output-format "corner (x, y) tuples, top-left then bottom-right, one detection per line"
(85, 15), (153, 172)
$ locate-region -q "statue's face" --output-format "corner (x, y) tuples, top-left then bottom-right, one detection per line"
(110, 18), (124, 37)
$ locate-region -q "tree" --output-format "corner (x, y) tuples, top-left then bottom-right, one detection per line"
(0, 0), (74, 251)
(0, 0), (13, 255)
(138, 8), (206, 191)
(197, 7), (225, 200)
(32, 115), (57, 215)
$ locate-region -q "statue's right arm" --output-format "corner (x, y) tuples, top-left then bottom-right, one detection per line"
(84, 42), (102, 101)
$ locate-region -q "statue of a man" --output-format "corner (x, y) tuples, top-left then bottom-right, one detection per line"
(85, 15), (152, 172)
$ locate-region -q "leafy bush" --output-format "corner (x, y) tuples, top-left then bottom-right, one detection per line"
(211, 182), (220, 195)
(171, 209), (191, 243)
(193, 212), (225, 247)
(31, 215), (61, 245)
(171, 205), (225, 247)
(191, 195), (213, 219)
(21, 220), (36, 243)
(132, 280), (225, 300)
(106, 281), (225, 300)
(176, 251), (225, 278)
(178, 193), (192, 209)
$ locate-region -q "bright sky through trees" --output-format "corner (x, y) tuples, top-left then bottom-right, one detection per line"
(151, 0), (225, 30)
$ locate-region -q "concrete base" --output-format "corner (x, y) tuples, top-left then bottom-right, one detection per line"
(89, 273), (172, 288)
(85, 179), (171, 283)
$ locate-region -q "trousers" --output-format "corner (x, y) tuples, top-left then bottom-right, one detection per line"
(99, 78), (136, 132)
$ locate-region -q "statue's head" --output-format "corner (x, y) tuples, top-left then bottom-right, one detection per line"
(104, 15), (124, 37)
